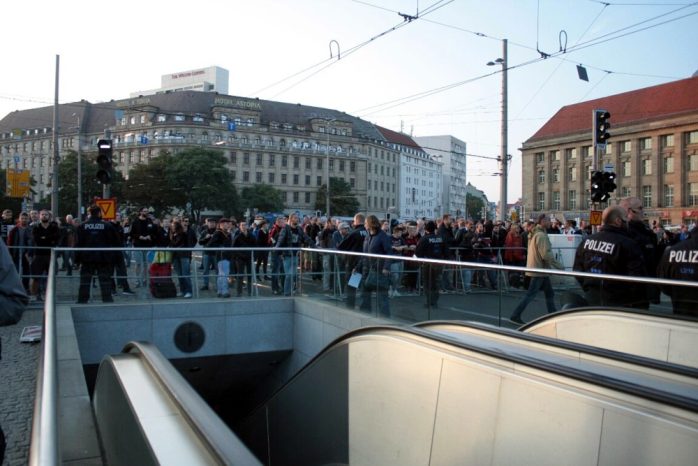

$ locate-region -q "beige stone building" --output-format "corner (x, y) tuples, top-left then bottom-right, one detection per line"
(521, 76), (698, 226)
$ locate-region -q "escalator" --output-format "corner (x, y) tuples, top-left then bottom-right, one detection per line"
(519, 307), (698, 368)
(93, 325), (698, 465)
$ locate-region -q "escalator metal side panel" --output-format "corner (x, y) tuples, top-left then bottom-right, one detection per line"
(522, 309), (698, 368)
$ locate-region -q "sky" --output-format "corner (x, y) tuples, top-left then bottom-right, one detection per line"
(1, 0), (697, 204)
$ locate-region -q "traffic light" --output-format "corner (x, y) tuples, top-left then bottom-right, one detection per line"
(593, 109), (611, 149)
(96, 139), (113, 184)
(603, 171), (617, 196)
(590, 170), (605, 202)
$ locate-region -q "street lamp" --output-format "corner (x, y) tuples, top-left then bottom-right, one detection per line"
(72, 113), (82, 219)
(324, 118), (336, 218)
(487, 38), (508, 222)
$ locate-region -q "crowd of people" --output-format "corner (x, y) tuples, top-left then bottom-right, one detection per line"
(0, 199), (695, 317)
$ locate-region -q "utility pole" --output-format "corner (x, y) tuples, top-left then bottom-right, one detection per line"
(51, 55), (60, 215)
(73, 114), (82, 219)
(488, 39), (508, 222)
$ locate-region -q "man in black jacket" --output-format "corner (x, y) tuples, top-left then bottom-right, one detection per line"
(337, 213), (368, 309)
(30, 210), (60, 302)
(275, 213), (313, 296)
(620, 197), (660, 307)
(437, 214), (456, 291)
(76, 206), (120, 303)
(657, 229), (698, 316)
(573, 206), (647, 308)
(129, 207), (157, 287)
(416, 220), (446, 308)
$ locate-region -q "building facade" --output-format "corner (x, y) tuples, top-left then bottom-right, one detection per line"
(0, 91), (410, 216)
(522, 76), (698, 226)
(377, 126), (442, 219)
(131, 66), (229, 97)
(414, 135), (467, 216)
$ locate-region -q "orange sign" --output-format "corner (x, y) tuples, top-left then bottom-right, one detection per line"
(95, 198), (116, 220)
(5, 169), (31, 198)
(590, 210), (602, 226)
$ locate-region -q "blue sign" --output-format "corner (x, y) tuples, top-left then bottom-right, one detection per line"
(13, 155), (20, 164)
(228, 122), (237, 131)
(140, 136), (149, 145)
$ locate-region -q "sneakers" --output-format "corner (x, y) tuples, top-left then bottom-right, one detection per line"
(510, 316), (525, 325)
(183, 292), (192, 299)
(122, 290), (135, 296)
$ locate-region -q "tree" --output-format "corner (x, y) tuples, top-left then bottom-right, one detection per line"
(240, 184), (285, 214)
(46, 150), (124, 218)
(123, 148), (240, 222)
(465, 195), (486, 221)
(315, 177), (360, 216)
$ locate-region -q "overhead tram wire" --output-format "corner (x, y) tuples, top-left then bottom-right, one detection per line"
(254, 0), (454, 99)
(356, 3), (698, 119)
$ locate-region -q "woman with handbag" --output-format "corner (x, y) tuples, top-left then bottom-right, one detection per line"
(359, 215), (393, 317)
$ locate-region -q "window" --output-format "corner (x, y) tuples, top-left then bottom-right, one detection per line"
(175, 113), (185, 122)
(622, 161), (631, 177)
(605, 143), (613, 155)
(536, 152), (544, 163)
(639, 137), (652, 151)
(689, 182), (698, 206)
(552, 168), (560, 183)
(537, 192), (545, 210)
(243, 171), (249, 182)
(256, 172), (262, 183)
(664, 156), (674, 174)
(339, 160), (345, 172)
(230, 152), (237, 164)
(305, 192), (311, 203)
(130, 116), (136, 125)
(293, 174), (299, 185)
(552, 191), (560, 210)
(330, 160), (335, 170)
(690, 154), (698, 171)
(317, 159), (323, 170)
(350, 178), (355, 188)
(621, 141), (631, 153)
(642, 159), (652, 175)
(565, 148), (577, 160)
(551, 150), (560, 161)
(293, 157), (299, 169)
(193, 114), (204, 123)
(664, 185), (674, 207)
(282, 156), (288, 168)
(305, 158), (311, 170)
(687, 131), (698, 145)
(350, 161), (356, 172)
(157, 114), (166, 122)
(568, 167), (576, 182)
(581, 146), (591, 159)
(317, 176), (322, 186)
(642, 185), (652, 208)
(269, 154), (275, 167)
(305, 175), (310, 185)
(281, 174), (287, 184)
(538, 170), (545, 183)
(568, 190), (577, 210)
(268, 173), (275, 183)
(621, 186), (631, 197)
(256, 153), (263, 165)
(293, 192), (299, 203)
(660, 134), (674, 148)
(243, 153), (250, 165)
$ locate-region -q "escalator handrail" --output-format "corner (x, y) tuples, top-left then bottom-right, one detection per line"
(121, 341), (261, 466)
(518, 306), (698, 331)
(257, 325), (698, 417)
(414, 319), (698, 379)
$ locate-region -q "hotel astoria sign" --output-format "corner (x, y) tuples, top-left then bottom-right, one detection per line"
(214, 97), (262, 111)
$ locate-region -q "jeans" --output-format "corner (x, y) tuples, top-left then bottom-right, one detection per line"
(510, 276), (557, 319)
(134, 250), (149, 286)
(460, 266), (473, 292)
(271, 252), (284, 293)
(283, 254), (299, 296)
(390, 261), (403, 291)
(217, 259), (230, 296)
(235, 257), (252, 296)
(322, 253), (334, 290)
(202, 254), (217, 288)
(173, 256), (192, 294)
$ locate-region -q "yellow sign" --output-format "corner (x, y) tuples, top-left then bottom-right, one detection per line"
(95, 198), (117, 220)
(5, 169), (31, 198)
(590, 210), (602, 226)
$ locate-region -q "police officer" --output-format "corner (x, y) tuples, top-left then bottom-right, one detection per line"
(76, 205), (120, 303)
(573, 205), (647, 308)
(337, 213), (368, 309)
(657, 228), (698, 317)
(415, 220), (446, 308)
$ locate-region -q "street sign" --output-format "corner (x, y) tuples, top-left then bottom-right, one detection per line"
(228, 122), (237, 131)
(603, 163), (614, 172)
(5, 168), (30, 198)
(95, 198), (117, 220)
(590, 210), (602, 226)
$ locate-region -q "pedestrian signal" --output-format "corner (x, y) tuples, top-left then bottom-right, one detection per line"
(96, 139), (113, 184)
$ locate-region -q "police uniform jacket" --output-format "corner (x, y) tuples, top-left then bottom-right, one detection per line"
(76, 218), (119, 264)
(657, 234), (698, 316)
(415, 233), (446, 260)
(573, 225), (647, 306)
